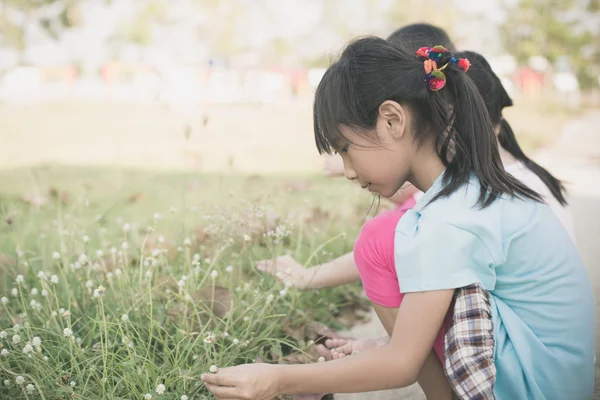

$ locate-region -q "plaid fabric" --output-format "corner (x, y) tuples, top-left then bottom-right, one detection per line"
(444, 284), (496, 400)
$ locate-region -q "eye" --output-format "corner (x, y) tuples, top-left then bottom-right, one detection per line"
(339, 146), (349, 154)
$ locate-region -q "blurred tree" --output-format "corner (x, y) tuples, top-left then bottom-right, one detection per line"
(0, 0), (83, 63)
(114, 0), (171, 47)
(195, 0), (245, 61)
(501, 0), (600, 87)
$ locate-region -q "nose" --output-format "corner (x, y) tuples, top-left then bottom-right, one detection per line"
(343, 158), (357, 181)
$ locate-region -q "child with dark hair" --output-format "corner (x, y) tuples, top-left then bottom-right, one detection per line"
(204, 37), (595, 400)
(455, 50), (575, 241)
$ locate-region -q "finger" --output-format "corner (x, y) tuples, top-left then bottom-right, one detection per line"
(256, 260), (272, 272)
(204, 382), (243, 399)
(314, 344), (333, 361)
(201, 372), (236, 387)
(336, 343), (353, 355)
(325, 338), (348, 349)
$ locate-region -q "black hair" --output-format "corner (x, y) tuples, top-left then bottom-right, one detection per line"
(457, 50), (568, 205)
(313, 36), (542, 208)
(387, 23), (457, 53)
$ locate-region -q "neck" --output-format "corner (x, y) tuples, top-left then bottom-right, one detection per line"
(497, 138), (517, 166)
(408, 144), (446, 193)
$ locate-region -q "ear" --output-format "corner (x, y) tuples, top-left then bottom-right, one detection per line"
(378, 100), (408, 140)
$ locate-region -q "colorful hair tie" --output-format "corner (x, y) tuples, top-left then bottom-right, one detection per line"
(415, 46), (471, 91)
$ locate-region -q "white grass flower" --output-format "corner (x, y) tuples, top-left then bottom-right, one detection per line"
(32, 336), (41, 347)
(144, 394), (153, 400)
(183, 238), (191, 247)
(78, 253), (88, 264)
(279, 289), (288, 297)
(203, 333), (217, 344)
(158, 236), (165, 243)
(16, 376), (25, 385)
(233, 338), (239, 345)
(225, 265), (233, 273)
(153, 213), (161, 220)
(37, 271), (45, 279)
(86, 280), (93, 288)
(16, 274), (24, 283)
(209, 365), (218, 373)
(26, 383), (35, 393)
(83, 235), (90, 243)
(121, 241), (129, 250)
(50, 275), (59, 284)
(121, 314), (129, 322)
(12, 334), (21, 344)
(243, 234), (251, 241)
(1, 297), (7, 305)
(155, 383), (165, 394)
(177, 280), (185, 288)
(145, 270), (152, 278)
(1, 349), (8, 356)
(107, 272), (114, 280)
(180, 396), (188, 400)
(63, 328), (73, 338)
(96, 249), (104, 258)
(51, 311), (58, 317)
(44, 356), (48, 360)
(70, 381), (76, 387)
(317, 356), (325, 363)
(11, 288), (18, 297)
(31, 288), (38, 296)
(110, 247), (117, 254)
(193, 253), (200, 261)
(22, 344), (33, 354)
(0, 330), (6, 339)
(52, 251), (60, 260)
(3, 379), (10, 386)
(115, 268), (122, 277)
(210, 270), (218, 279)
(266, 294), (275, 303)
(123, 223), (131, 232)
(62, 310), (70, 318)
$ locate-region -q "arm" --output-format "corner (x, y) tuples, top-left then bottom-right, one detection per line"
(305, 252), (360, 289)
(256, 253), (361, 290)
(278, 289), (454, 394)
(201, 289), (454, 398)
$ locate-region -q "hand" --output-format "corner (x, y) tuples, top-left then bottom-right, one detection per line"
(325, 336), (388, 359)
(256, 255), (313, 289)
(202, 363), (280, 400)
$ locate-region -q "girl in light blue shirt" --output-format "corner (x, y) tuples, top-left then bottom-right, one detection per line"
(201, 37), (595, 400)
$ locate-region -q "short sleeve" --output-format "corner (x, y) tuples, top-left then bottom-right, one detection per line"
(394, 210), (497, 293)
(354, 210), (406, 307)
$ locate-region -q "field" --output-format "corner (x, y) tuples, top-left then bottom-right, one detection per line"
(0, 97), (576, 398)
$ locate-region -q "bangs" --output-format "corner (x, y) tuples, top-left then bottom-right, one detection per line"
(313, 64), (360, 154)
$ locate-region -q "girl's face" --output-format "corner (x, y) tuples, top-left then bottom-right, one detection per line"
(335, 101), (416, 198)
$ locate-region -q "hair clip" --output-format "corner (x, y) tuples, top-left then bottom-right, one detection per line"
(416, 46), (471, 91)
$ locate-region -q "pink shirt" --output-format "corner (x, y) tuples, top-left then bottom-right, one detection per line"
(354, 195), (449, 362)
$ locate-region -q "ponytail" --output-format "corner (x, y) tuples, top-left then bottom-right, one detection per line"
(498, 118), (568, 205)
(429, 64), (542, 207)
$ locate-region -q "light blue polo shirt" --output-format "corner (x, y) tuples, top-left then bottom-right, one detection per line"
(394, 172), (595, 399)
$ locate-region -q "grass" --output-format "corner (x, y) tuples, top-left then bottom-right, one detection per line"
(0, 96), (579, 398)
(0, 166), (379, 399)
